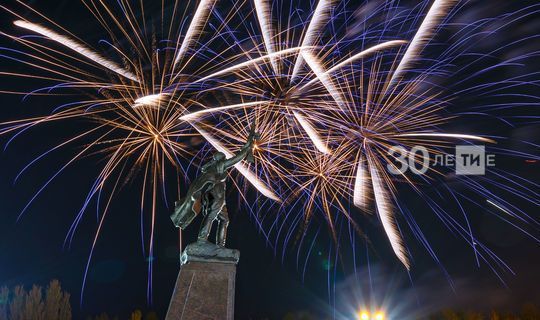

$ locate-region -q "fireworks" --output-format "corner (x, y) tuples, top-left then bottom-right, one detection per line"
(0, 0), (538, 302)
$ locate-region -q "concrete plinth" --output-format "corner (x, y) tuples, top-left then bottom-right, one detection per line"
(165, 261), (237, 320)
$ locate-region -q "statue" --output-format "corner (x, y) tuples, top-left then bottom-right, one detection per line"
(171, 124), (259, 264)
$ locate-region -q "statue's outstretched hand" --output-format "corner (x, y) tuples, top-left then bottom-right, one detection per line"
(247, 122), (260, 144)
(244, 125), (259, 164)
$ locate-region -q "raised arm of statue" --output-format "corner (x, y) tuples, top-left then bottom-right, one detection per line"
(223, 133), (257, 169)
(225, 137), (255, 168)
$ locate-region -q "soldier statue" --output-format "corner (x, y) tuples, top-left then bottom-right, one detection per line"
(171, 124), (259, 263)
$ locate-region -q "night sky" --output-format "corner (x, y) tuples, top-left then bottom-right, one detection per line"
(0, 0), (539, 319)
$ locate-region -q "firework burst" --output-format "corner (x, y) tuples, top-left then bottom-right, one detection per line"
(0, 0), (539, 305)
(200, 0), (539, 277)
(0, 0), (260, 302)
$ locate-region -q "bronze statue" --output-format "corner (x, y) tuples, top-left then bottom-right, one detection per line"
(171, 125), (259, 262)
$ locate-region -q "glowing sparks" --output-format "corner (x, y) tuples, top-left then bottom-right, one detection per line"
(254, 0), (279, 74)
(195, 47), (311, 83)
(396, 133), (496, 143)
(487, 199), (510, 215)
(329, 40), (407, 72)
(302, 50), (346, 108)
(173, 0), (216, 67)
(388, 0), (458, 88)
(353, 157), (369, 210)
(292, 111), (331, 154)
(368, 157), (410, 270)
(301, 40), (408, 89)
(234, 164), (281, 202)
(133, 93), (170, 108)
(179, 101), (268, 121)
(13, 20), (139, 82)
(291, 0), (334, 80)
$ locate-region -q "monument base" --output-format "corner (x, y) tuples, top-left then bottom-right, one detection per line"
(165, 260), (238, 320)
(181, 240), (240, 265)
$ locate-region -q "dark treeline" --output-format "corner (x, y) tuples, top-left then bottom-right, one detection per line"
(428, 305), (540, 320)
(278, 304), (540, 320)
(0, 280), (158, 320)
(1, 280), (538, 319)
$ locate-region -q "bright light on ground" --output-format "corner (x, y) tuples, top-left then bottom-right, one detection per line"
(357, 310), (386, 320)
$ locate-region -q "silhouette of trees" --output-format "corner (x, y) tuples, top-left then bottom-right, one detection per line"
(8, 286), (26, 320)
(522, 304), (540, 320)
(282, 312), (318, 320)
(86, 310), (158, 320)
(44, 280), (71, 320)
(429, 305), (540, 320)
(86, 313), (119, 320)
(0, 287), (8, 320)
(490, 310), (501, 320)
(440, 310), (461, 320)
(143, 311), (158, 320)
(24, 285), (44, 320)
(130, 310), (143, 320)
(2, 278), (536, 320)
(0, 280), (71, 320)
(274, 307), (540, 320)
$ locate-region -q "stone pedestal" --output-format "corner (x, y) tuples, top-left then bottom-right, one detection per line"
(165, 261), (237, 320)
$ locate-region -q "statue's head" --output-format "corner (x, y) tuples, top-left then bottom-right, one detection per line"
(213, 152), (226, 161)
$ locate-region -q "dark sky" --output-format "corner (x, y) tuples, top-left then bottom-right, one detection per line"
(0, 0), (539, 319)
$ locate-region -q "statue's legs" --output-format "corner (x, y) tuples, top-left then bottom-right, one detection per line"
(197, 193), (213, 242)
(198, 211), (216, 242)
(216, 207), (229, 247)
(198, 186), (226, 243)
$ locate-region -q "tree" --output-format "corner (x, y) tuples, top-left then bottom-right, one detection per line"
(44, 280), (71, 320)
(93, 313), (111, 320)
(0, 280), (71, 320)
(441, 310), (462, 320)
(144, 311), (159, 320)
(23, 285), (44, 320)
(130, 310), (142, 320)
(0, 287), (8, 320)
(9, 286), (26, 320)
(490, 310), (501, 320)
(58, 289), (71, 320)
(521, 304), (540, 320)
(282, 312), (315, 320)
(464, 311), (484, 320)
(44, 280), (62, 319)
